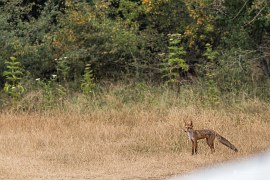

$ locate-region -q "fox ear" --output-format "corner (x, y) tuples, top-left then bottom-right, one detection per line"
(190, 120), (193, 126)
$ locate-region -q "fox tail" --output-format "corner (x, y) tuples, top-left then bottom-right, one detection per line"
(216, 134), (238, 152)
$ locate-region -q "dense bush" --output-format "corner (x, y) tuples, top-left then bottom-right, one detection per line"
(1, 0), (270, 110)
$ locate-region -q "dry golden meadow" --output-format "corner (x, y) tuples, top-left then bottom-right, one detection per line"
(0, 91), (270, 179)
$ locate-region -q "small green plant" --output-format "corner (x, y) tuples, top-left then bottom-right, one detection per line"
(3, 57), (25, 101)
(55, 57), (70, 82)
(81, 64), (95, 95)
(161, 34), (188, 85)
(202, 43), (220, 106)
(36, 74), (67, 109)
(203, 43), (220, 62)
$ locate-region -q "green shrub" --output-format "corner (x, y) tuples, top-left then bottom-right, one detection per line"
(81, 64), (95, 95)
(3, 57), (25, 102)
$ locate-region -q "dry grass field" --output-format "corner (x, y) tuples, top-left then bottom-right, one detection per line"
(0, 99), (269, 179)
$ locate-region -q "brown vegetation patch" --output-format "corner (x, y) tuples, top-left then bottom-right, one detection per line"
(0, 104), (269, 179)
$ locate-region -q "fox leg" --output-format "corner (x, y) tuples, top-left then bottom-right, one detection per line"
(191, 141), (194, 155)
(206, 137), (215, 153)
(194, 141), (198, 154)
(191, 140), (198, 155)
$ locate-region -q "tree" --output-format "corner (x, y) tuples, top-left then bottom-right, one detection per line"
(0, 0), (65, 84)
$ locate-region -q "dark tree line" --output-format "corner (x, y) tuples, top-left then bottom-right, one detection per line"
(0, 0), (270, 93)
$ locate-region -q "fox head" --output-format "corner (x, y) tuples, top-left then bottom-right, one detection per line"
(184, 120), (193, 132)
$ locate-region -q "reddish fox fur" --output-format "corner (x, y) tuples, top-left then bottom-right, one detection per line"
(184, 121), (238, 155)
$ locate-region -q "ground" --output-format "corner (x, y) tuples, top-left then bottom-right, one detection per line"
(0, 105), (269, 179)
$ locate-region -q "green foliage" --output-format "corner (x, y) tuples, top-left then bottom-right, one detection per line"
(81, 64), (95, 95)
(214, 49), (256, 95)
(201, 44), (220, 106)
(3, 57), (25, 100)
(56, 57), (70, 83)
(36, 75), (67, 109)
(161, 34), (188, 85)
(1, 0), (270, 110)
(142, 0), (187, 33)
(217, 0), (270, 48)
(203, 43), (219, 62)
(201, 48), (269, 105)
(50, 1), (147, 80)
(113, 82), (154, 105)
(0, 0), (65, 81)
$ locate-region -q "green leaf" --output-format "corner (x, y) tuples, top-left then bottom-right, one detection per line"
(3, 71), (12, 76)
(10, 57), (16, 61)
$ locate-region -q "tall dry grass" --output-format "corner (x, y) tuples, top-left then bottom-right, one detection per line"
(0, 84), (270, 179)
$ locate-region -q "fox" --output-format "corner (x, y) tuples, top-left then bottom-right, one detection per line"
(184, 121), (238, 155)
